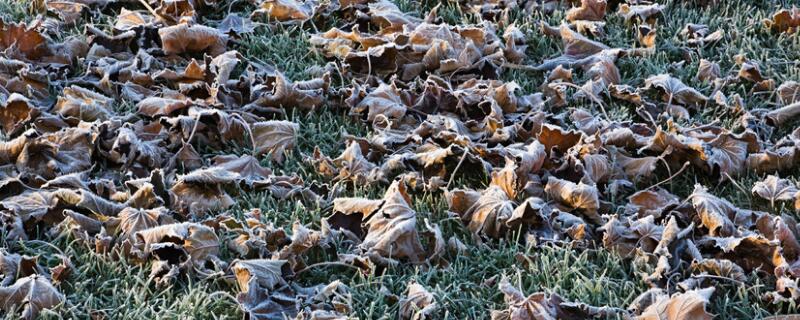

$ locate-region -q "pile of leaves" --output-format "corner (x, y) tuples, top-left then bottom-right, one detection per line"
(1, 0), (800, 319)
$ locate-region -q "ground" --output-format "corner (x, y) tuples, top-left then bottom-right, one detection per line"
(1, 0), (800, 319)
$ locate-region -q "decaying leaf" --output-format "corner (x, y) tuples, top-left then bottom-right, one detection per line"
(399, 282), (436, 320)
(644, 74), (708, 106)
(0, 275), (64, 319)
(752, 175), (798, 207)
(544, 177), (601, 223)
(636, 287), (714, 320)
(566, 0), (607, 22)
(764, 8), (800, 34)
(251, 121), (299, 163)
(159, 23), (228, 56)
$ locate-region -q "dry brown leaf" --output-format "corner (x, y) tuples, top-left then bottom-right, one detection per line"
(457, 185), (515, 238)
(360, 180), (425, 265)
(566, 0), (607, 22)
(0, 94), (39, 137)
(250, 120), (299, 163)
(636, 287), (714, 320)
(493, 277), (622, 320)
(0, 275), (64, 320)
(231, 259), (289, 292)
(537, 24), (610, 71)
(625, 188), (679, 219)
(765, 102), (800, 127)
(0, 21), (50, 61)
(252, 0), (316, 23)
(644, 74), (708, 106)
(0, 252), (42, 286)
(159, 23), (228, 56)
(353, 82), (410, 122)
(690, 259), (746, 282)
(52, 86), (114, 122)
(399, 282), (436, 320)
(599, 215), (663, 258)
(764, 8), (800, 34)
(248, 72), (328, 112)
(618, 3), (665, 24)
(169, 167), (238, 216)
(211, 154), (272, 182)
(133, 222), (219, 262)
(696, 59), (720, 82)
(114, 207), (173, 244)
(752, 175), (798, 207)
(136, 97), (192, 117)
(690, 185), (737, 237)
(544, 177), (601, 223)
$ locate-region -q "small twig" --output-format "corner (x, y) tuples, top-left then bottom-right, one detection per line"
(723, 172), (750, 198)
(23, 240), (65, 256)
(184, 112), (203, 145)
(137, 0), (166, 22)
(682, 120), (721, 132)
(691, 274), (746, 285)
(231, 113), (256, 151)
(501, 61), (542, 71)
(295, 262), (361, 276)
(446, 149), (470, 189)
(646, 161), (690, 191)
(558, 82), (610, 121)
(209, 291), (239, 303)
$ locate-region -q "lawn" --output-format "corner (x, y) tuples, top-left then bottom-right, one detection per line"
(1, 0), (800, 319)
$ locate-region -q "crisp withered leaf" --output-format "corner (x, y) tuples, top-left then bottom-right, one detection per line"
(273, 221), (322, 270)
(47, 1), (88, 25)
(752, 175), (798, 206)
(353, 82), (410, 122)
(566, 0), (607, 22)
(537, 24), (610, 70)
(636, 287), (714, 320)
(544, 177), (601, 223)
(625, 188), (679, 219)
(252, 0), (316, 23)
(0, 94), (39, 137)
(211, 154), (272, 182)
(133, 222), (219, 262)
(52, 86), (114, 122)
(136, 96), (192, 117)
(231, 259), (289, 292)
(399, 282), (436, 320)
(455, 185), (515, 238)
(0, 21), (50, 61)
(689, 185), (737, 237)
(360, 180), (425, 265)
(170, 167), (238, 216)
(764, 8), (800, 34)
(0, 275), (64, 320)
(492, 278), (622, 320)
(644, 74), (708, 106)
(113, 207), (173, 244)
(599, 215), (663, 258)
(777, 81), (800, 105)
(696, 59), (720, 82)
(765, 102), (800, 127)
(0, 252), (42, 286)
(248, 72), (328, 112)
(250, 120), (299, 163)
(618, 3), (665, 24)
(690, 259), (747, 282)
(159, 23), (228, 56)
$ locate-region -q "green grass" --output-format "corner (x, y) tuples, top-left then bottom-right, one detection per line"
(3, 0), (800, 319)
